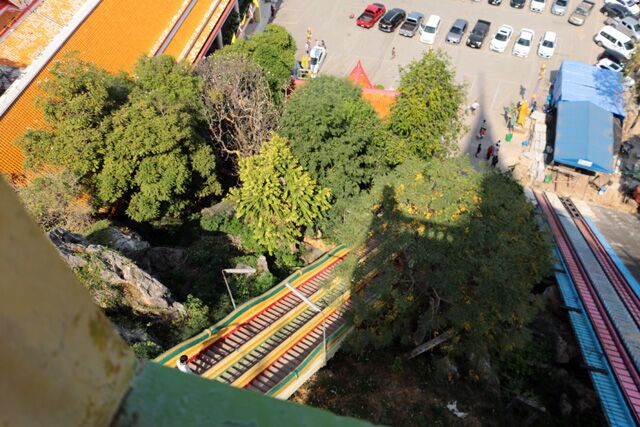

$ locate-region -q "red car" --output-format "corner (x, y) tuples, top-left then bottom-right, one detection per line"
(356, 3), (386, 28)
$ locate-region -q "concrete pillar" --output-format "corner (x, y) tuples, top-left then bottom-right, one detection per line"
(215, 31), (223, 49)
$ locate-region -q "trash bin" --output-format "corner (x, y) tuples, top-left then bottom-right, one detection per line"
(544, 174), (553, 184)
(506, 133), (513, 142)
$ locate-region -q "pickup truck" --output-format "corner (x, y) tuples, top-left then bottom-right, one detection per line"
(356, 3), (386, 28)
(568, 0), (595, 26)
(399, 11), (423, 37)
(466, 19), (491, 48)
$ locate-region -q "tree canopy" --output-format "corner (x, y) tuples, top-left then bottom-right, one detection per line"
(279, 76), (386, 235)
(219, 24), (296, 103)
(19, 55), (221, 222)
(197, 51), (278, 160)
(229, 134), (331, 254)
(387, 50), (467, 163)
(337, 158), (553, 359)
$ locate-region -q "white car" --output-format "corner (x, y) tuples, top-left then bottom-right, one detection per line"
(490, 24), (514, 52)
(530, 0), (546, 13)
(604, 0), (640, 16)
(596, 58), (636, 87)
(513, 28), (535, 58)
(537, 31), (557, 58)
(308, 45), (326, 78)
(419, 15), (442, 44)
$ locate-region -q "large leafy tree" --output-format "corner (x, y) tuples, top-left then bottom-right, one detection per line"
(19, 55), (221, 222)
(337, 158), (553, 361)
(197, 52), (278, 160)
(229, 134), (331, 254)
(220, 24), (296, 103)
(387, 50), (467, 163)
(279, 76), (386, 236)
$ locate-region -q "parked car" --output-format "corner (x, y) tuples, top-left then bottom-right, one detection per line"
(513, 28), (535, 57)
(420, 15), (442, 44)
(446, 18), (469, 44)
(530, 0), (546, 13)
(594, 25), (636, 59)
(466, 19), (492, 48)
(308, 45), (326, 78)
(537, 31), (557, 58)
(604, 0), (640, 16)
(596, 58), (636, 87)
(510, 0), (527, 8)
(606, 16), (640, 39)
(568, 0), (595, 25)
(551, 0), (569, 15)
(356, 3), (386, 28)
(602, 3), (634, 19)
(490, 24), (514, 52)
(399, 11), (424, 37)
(378, 8), (406, 32)
(489, 0), (503, 5)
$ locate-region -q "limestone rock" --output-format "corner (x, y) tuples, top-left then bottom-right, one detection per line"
(101, 226), (150, 257)
(48, 228), (184, 319)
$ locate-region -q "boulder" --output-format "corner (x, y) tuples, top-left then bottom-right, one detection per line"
(48, 228), (184, 319)
(100, 226), (150, 257)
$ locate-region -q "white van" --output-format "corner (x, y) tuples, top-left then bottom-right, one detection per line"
(594, 25), (636, 59)
(420, 15), (441, 44)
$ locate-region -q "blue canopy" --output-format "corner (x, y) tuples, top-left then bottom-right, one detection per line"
(552, 60), (625, 118)
(554, 101), (615, 174)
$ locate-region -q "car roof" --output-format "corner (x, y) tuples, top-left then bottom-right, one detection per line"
(407, 11), (424, 20)
(621, 16), (640, 25)
(372, 2), (385, 7)
(452, 18), (468, 27)
(601, 24), (633, 41)
(543, 30), (557, 40)
(425, 15), (441, 25)
(387, 8), (404, 14)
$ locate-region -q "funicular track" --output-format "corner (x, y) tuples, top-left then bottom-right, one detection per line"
(535, 191), (640, 422)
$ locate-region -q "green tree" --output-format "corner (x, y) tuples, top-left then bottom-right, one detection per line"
(338, 158), (553, 362)
(387, 50), (467, 163)
(19, 55), (221, 222)
(229, 134), (331, 254)
(279, 76), (387, 236)
(219, 25), (296, 103)
(17, 169), (92, 232)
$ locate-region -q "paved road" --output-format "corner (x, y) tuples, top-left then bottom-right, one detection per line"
(274, 0), (605, 164)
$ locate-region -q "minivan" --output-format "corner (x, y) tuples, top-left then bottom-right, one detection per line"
(594, 25), (636, 59)
(419, 15), (441, 44)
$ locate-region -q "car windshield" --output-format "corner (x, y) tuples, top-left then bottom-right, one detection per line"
(450, 26), (461, 34)
(576, 8), (588, 16)
(543, 40), (554, 47)
(633, 23), (640, 32)
(518, 37), (530, 46)
(624, 41), (634, 50)
(424, 25), (436, 33)
(496, 33), (507, 41)
(310, 58), (318, 66)
(556, 0), (567, 5)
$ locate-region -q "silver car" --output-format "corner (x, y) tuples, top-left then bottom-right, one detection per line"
(446, 18), (468, 44)
(551, 0), (569, 15)
(399, 11), (424, 37)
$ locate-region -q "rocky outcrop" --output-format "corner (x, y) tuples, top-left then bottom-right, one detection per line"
(48, 228), (185, 319)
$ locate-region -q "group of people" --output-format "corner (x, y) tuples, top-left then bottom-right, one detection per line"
(474, 120), (500, 169)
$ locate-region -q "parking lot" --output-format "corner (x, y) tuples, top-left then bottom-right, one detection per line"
(274, 0), (607, 163)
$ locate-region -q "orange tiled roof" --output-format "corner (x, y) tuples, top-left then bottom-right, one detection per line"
(0, 0), (230, 178)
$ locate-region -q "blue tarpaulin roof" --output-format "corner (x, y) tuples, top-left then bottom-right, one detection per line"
(552, 60), (625, 118)
(554, 101), (614, 174)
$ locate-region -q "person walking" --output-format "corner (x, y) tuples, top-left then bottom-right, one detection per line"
(391, 46), (396, 59)
(475, 143), (482, 158)
(304, 40), (310, 54)
(270, 3), (276, 19)
(176, 355), (192, 374)
(485, 144), (494, 160)
(320, 39), (326, 48)
(477, 119), (487, 139)
(494, 140), (501, 156)
(491, 155), (499, 168)
(470, 100), (480, 114)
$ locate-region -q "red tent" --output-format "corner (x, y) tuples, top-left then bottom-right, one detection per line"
(348, 60), (374, 89)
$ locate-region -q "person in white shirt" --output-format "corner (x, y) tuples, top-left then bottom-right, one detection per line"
(176, 355), (192, 374)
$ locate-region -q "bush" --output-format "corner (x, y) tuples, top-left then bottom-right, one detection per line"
(180, 294), (211, 340)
